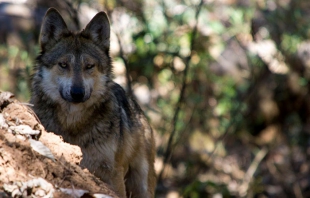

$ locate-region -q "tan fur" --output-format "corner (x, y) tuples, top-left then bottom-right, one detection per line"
(30, 8), (156, 197)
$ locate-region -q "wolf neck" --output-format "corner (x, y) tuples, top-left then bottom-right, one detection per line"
(59, 102), (95, 128)
(57, 95), (113, 132)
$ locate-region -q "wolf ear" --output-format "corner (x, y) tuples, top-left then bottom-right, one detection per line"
(40, 8), (69, 51)
(82, 12), (110, 50)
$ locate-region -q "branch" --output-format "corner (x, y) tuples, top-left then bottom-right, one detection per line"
(65, 0), (81, 30)
(115, 32), (133, 96)
(238, 147), (268, 197)
(157, 0), (204, 184)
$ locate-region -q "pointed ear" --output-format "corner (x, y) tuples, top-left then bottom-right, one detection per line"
(82, 11), (110, 50)
(39, 8), (69, 51)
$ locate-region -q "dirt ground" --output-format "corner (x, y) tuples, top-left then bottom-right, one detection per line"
(0, 91), (118, 198)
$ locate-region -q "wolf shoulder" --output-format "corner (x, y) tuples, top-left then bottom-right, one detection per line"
(109, 82), (151, 132)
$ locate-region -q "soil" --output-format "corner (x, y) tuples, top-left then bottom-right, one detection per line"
(0, 91), (118, 198)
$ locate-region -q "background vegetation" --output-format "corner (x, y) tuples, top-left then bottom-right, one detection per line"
(1, 0), (310, 197)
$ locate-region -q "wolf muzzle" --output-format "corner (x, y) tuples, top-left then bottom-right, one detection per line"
(60, 85), (89, 103)
(70, 86), (85, 103)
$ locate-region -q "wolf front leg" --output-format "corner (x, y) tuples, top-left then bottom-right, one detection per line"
(79, 141), (127, 197)
(125, 155), (153, 198)
(81, 157), (127, 197)
(111, 165), (127, 198)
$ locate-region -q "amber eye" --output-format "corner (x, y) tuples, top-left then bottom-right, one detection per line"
(86, 64), (95, 70)
(58, 62), (68, 68)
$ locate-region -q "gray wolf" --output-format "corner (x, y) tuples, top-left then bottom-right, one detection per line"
(30, 8), (156, 198)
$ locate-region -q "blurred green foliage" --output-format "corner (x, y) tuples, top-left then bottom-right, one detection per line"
(0, 44), (36, 101)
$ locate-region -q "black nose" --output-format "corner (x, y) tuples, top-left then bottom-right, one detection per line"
(70, 86), (85, 103)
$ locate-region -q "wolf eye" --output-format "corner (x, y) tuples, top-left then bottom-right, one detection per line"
(86, 64), (95, 70)
(58, 62), (68, 68)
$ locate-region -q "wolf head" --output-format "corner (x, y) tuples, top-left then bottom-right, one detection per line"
(34, 8), (112, 105)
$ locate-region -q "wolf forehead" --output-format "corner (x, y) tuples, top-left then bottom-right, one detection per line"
(39, 36), (110, 65)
